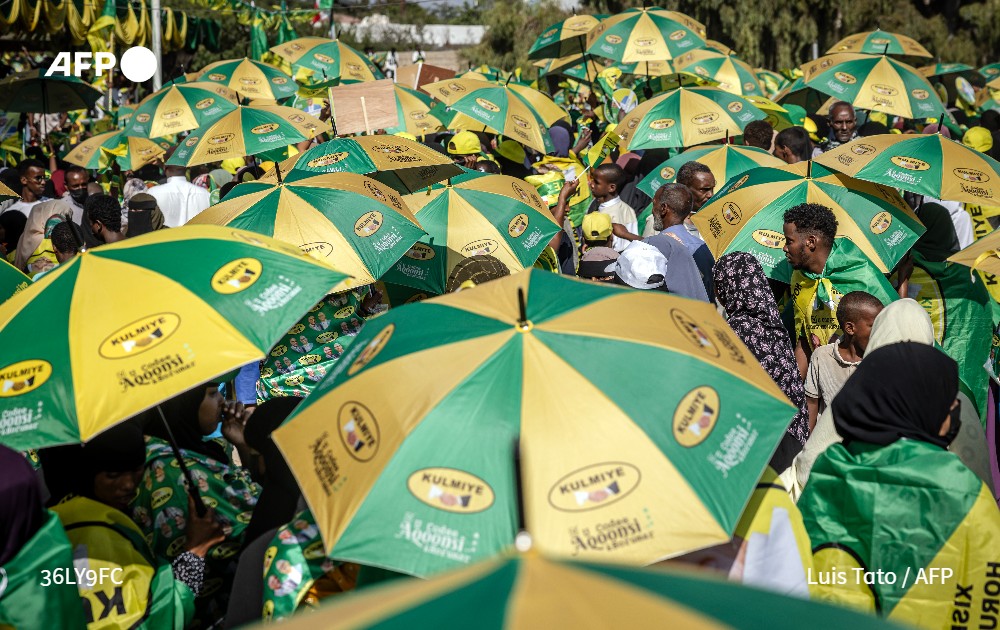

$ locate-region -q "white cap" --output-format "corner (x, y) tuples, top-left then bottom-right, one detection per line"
(606, 241), (668, 289)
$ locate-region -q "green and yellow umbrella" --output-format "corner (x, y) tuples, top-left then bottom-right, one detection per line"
(977, 88), (1000, 113)
(273, 269), (799, 576)
(827, 30), (932, 57)
(949, 229), (1000, 277)
(980, 63), (1000, 80)
(0, 225), (348, 452)
(0, 70), (104, 113)
(269, 37), (384, 84)
(756, 68), (789, 98)
(275, 553), (902, 629)
(919, 62), (979, 82)
(381, 175), (561, 293)
(536, 54), (609, 84)
(801, 53), (945, 119)
(115, 104), (136, 129)
(166, 103), (329, 167)
(0, 257), (30, 303)
(585, 7), (707, 64)
(422, 78), (568, 153)
(384, 84), (448, 137)
(528, 14), (602, 60)
(197, 57), (298, 101)
(773, 76), (833, 113)
(188, 173), (424, 287)
(260, 135), (462, 193)
(673, 50), (764, 97)
(814, 133), (1000, 206)
(122, 82), (238, 138)
(615, 86), (767, 150)
(691, 161), (925, 280)
(989, 75), (1000, 91)
(63, 129), (165, 171)
(743, 94), (794, 130)
(638, 144), (785, 197)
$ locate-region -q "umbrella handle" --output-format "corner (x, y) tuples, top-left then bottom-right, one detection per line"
(156, 406), (208, 517)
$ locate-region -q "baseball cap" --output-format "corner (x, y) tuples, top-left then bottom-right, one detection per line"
(607, 241), (668, 289)
(582, 212), (613, 240)
(496, 139), (526, 164)
(577, 246), (619, 279)
(447, 131), (481, 156)
(963, 126), (994, 153)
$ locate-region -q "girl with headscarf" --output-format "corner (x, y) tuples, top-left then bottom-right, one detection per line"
(133, 383), (261, 626)
(798, 343), (1000, 629)
(39, 422), (225, 629)
(0, 445), (85, 629)
(713, 252), (809, 471)
(14, 198), (72, 274)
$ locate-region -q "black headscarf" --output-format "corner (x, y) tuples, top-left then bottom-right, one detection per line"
(141, 383), (228, 462)
(914, 203), (960, 262)
(241, 397), (303, 548)
(39, 421), (147, 506)
(0, 444), (45, 564)
(833, 342), (958, 448)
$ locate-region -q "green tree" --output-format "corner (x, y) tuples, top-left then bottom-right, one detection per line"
(461, 0), (571, 76)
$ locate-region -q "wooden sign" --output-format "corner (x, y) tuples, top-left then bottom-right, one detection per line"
(395, 64), (456, 91)
(329, 79), (399, 136)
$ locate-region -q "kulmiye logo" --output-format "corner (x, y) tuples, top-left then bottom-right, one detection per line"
(46, 46), (158, 83)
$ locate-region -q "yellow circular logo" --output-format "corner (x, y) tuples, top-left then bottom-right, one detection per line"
(161, 108), (182, 120)
(672, 309), (720, 358)
(99, 313), (181, 359)
(727, 101), (744, 113)
(673, 385), (720, 447)
(339, 401), (381, 461)
(313, 53), (335, 64)
(270, 345), (287, 357)
(729, 174), (750, 191)
(890, 155), (931, 171)
(184, 136), (200, 147)
(316, 331), (338, 344)
(271, 77), (289, 85)
(547, 462), (641, 512)
(151, 487), (173, 509)
(722, 202), (742, 225)
(911, 88), (930, 100)
(871, 84), (898, 96)
(635, 38), (655, 47)
(284, 374), (304, 386)
(953, 167), (990, 183)
(511, 114), (531, 129)
(251, 123), (280, 135)
(334, 305), (355, 319)
(348, 323), (395, 376)
(211, 258), (263, 294)
(648, 118), (675, 130)
(834, 72), (857, 84)
(508, 213), (529, 237)
(869, 211), (892, 234)
(660, 166), (676, 181)
(461, 238), (499, 256)
(207, 73), (227, 81)
(669, 29), (687, 40)
(752, 229), (786, 248)
(354, 211), (384, 237)
(475, 98), (501, 113)
(307, 152), (349, 168)
(851, 143), (877, 155)
(208, 133), (233, 145)
(407, 467), (495, 513)
(0, 359), (52, 397)
(404, 243), (436, 260)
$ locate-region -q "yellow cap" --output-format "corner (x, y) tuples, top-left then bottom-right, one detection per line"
(447, 131), (481, 155)
(869, 111), (888, 126)
(963, 126), (994, 153)
(496, 139), (526, 164)
(802, 117), (820, 143)
(221, 158), (244, 175)
(582, 212), (613, 240)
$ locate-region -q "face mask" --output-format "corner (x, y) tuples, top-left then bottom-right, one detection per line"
(69, 188), (89, 204)
(943, 401), (962, 445)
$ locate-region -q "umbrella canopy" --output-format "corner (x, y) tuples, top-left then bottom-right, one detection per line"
(742, 95), (794, 130)
(989, 75), (1000, 91)
(614, 60), (682, 77)
(802, 53), (944, 119)
(63, 129), (165, 171)
(115, 104), (136, 129)
(166, 103), (329, 167)
(673, 50), (764, 96)
(274, 553), (902, 630)
(122, 82), (239, 138)
(0, 70), (103, 113)
(691, 161), (924, 280)
(586, 8), (707, 64)
(0, 257), (30, 303)
(269, 37), (384, 84)
(381, 175), (561, 293)
(536, 54), (609, 84)
(615, 86), (767, 150)
(187, 173), (424, 287)
(422, 78), (568, 153)
(197, 58), (298, 101)
(773, 76), (833, 113)
(949, 229), (1000, 276)
(528, 14), (602, 60)
(919, 62), (980, 82)
(814, 133), (1000, 206)
(827, 30), (932, 57)
(979, 63), (1000, 81)
(0, 225), (348, 452)
(272, 269), (798, 576)
(705, 39), (734, 55)
(755, 68), (789, 98)
(637, 144), (785, 197)
(259, 135), (462, 193)
(384, 84), (448, 137)
(458, 65), (511, 82)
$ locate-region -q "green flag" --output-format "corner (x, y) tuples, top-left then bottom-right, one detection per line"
(250, 12), (268, 61)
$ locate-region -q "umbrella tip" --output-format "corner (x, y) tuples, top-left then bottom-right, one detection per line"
(515, 530), (533, 553)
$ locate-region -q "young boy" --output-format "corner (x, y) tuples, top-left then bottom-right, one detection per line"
(803, 290), (883, 431)
(587, 163), (637, 252)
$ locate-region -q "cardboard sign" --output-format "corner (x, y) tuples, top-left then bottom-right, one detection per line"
(395, 64), (456, 91)
(328, 79), (399, 136)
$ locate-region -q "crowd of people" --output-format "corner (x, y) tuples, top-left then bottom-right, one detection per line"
(0, 28), (999, 630)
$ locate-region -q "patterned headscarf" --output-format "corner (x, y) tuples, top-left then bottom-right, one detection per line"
(713, 252), (809, 448)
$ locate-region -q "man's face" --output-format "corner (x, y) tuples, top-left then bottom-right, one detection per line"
(65, 171), (88, 191)
(21, 166), (47, 196)
(829, 106), (857, 143)
(782, 222), (813, 270)
(588, 172), (614, 199)
(773, 143), (795, 164)
(688, 172), (716, 211)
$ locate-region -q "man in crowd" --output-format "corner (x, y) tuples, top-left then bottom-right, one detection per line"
(3, 159), (50, 217)
(774, 127), (813, 164)
(148, 164), (211, 227)
(645, 182), (715, 300)
(86, 194), (127, 244)
(587, 163), (637, 252)
(742, 120), (774, 152)
(819, 102), (858, 152)
(675, 161), (715, 239)
(61, 165), (91, 225)
(447, 131), (483, 169)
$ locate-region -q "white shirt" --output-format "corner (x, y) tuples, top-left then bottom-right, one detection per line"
(148, 176), (211, 227)
(598, 197), (637, 252)
(2, 199), (47, 217)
